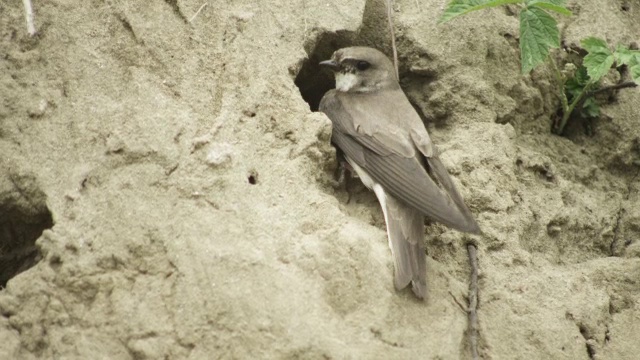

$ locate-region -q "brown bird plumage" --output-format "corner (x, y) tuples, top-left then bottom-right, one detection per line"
(319, 47), (480, 299)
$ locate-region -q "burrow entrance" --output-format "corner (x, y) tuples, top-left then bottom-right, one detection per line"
(294, 0), (412, 111)
(0, 173), (53, 288)
(294, 30), (360, 111)
(293, 28), (435, 124)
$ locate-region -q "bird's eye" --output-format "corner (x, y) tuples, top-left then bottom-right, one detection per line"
(356, 61), (370, 71)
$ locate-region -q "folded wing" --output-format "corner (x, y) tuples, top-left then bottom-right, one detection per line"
(320, 90), (480, 234)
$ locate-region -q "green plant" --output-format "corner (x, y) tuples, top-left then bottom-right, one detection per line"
(440, 0), (640, 135)
(555, 38), (640, 133)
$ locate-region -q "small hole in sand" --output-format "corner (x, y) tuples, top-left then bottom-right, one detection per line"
(247, 170), (258, 185)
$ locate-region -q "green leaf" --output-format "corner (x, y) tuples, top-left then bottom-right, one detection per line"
(564, 65), (600, 119)
(583, 52), (614, 82)
(628, 53), (640, 67)
(440, 0), (523, 23)
(581, 37), (610, 54)
(581, 98), (600, 118)
(574, 64), (590, 84)
(581, 38), (614, 82)
(614, 45), (640, 70)
(519, 7), (560, 73)
(614, 45), (633, 65)
(527, 0), (565, 5)
(630, 62), (640, 83)
(527, 1), (572, 16)
(565, 65), (589, 100)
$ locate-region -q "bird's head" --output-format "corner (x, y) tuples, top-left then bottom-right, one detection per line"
(320, 47), (399, 93)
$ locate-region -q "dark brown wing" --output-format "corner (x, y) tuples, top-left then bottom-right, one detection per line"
(320, 90), (480, 234)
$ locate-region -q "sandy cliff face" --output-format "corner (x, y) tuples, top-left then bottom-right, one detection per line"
(0, 0), (638, 359)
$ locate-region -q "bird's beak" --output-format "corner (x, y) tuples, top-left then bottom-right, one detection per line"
(319, 59), (340, 71)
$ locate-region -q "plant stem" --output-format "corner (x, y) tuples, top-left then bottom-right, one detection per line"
(555, 80), (637, 134)
(555, 81), (595, 134)
(549, 56), (569, 131)
(572, 80), (638, 122)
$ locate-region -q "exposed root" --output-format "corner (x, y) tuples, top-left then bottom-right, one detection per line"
(385, 0), (399, 81)
(189, 3), (208, 23)
(22, 0), (37, 36)
(467, 243), (479, 360)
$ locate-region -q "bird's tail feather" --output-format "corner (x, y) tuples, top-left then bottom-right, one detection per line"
(373, 185), (427, 299)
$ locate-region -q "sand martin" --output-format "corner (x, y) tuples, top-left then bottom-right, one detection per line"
(319, 47), (481, 299)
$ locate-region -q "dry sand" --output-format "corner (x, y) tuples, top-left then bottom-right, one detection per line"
(1, 0), (639, 359)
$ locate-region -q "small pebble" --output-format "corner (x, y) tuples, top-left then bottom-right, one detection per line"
(206, 143), (234, 167)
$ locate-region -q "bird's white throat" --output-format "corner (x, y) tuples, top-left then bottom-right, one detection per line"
(335, 72), (359, 92)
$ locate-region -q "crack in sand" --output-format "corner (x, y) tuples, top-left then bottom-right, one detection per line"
(578, 323), (597, 360)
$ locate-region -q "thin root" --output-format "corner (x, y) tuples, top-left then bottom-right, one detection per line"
(189, 2), (208, 23)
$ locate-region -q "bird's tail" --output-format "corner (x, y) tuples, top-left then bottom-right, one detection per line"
(372, 184), (427, 299)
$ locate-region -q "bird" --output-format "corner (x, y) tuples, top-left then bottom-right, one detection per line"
(318, 47), (480, 300)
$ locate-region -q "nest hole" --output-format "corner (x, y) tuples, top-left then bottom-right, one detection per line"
(0, 175), (53, 288)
